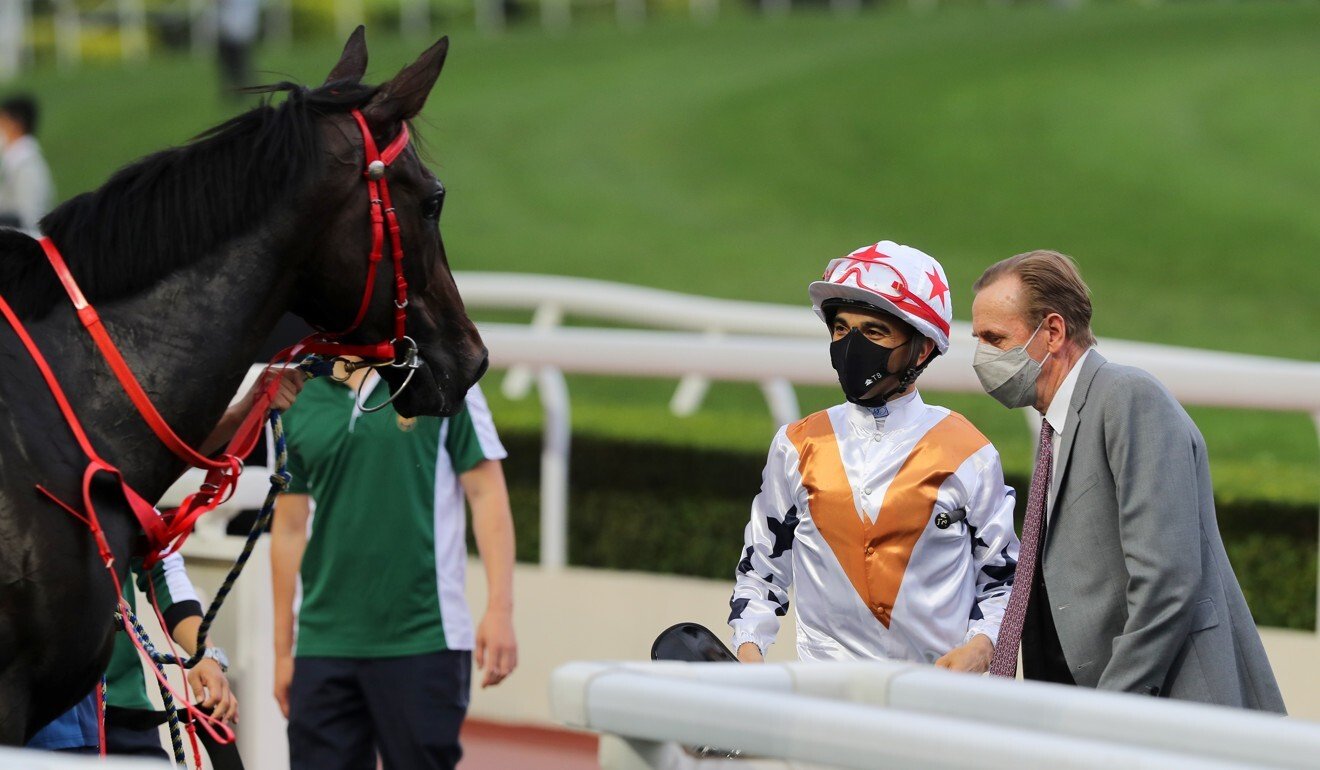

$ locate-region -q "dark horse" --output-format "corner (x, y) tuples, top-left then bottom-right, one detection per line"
(0, 29), (487, 743)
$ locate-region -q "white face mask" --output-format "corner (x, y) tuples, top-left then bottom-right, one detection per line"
(973, 321), (1050, 409)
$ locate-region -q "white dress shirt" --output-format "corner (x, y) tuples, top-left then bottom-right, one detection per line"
(1043, 347), (1093, 515)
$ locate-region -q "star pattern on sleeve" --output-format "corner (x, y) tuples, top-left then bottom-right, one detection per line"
(980, 549), (1017, 592)
(736, 546), (754, 575)
(767, 506), (800, 559)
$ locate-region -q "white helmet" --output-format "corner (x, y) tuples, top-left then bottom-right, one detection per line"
(809, 240), (952, 355)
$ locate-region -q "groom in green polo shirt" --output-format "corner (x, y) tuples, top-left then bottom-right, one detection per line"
(271, 367), (517, 770)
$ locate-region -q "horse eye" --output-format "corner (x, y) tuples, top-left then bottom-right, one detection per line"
(422, 187), (445, 220)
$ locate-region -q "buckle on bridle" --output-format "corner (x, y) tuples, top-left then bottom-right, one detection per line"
(353, 337), (422, 414)
(389, 336), (422, 370)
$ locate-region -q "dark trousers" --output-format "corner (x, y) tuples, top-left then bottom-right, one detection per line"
(105, 722), (170, 761)
(289, 650), (471, 770)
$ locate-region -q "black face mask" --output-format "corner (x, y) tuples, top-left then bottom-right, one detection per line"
(829, 329), (915, 407)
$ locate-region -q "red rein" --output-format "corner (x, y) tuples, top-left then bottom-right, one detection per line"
(0, 108), (414, 759)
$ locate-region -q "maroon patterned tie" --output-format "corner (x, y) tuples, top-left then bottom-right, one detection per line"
(989, 418), (1053, 678)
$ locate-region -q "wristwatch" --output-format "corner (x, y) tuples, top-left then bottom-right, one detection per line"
(202, 646), (230, 673)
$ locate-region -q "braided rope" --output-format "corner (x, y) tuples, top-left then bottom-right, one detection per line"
(181, 411), (291, 669)
(112, 406), (295, 766)
(117, 604), (186, 764)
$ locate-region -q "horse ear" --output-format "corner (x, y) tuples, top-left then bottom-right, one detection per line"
(325, 25), (368, 84)
(362, 36), (448, 126)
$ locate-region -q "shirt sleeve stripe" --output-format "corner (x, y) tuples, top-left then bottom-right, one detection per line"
(463, 383), (507, 461)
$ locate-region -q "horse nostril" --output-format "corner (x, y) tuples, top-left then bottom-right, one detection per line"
(473, 354), (490, 383)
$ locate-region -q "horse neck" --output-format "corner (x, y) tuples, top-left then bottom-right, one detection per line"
(72, 231), (298, 498)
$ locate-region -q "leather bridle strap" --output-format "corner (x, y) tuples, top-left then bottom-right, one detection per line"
(38, 237), (251, 474)
(297, 109), (411, 362)
(35, 236), (282, 563)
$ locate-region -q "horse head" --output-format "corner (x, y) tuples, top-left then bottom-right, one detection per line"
(292, 28), (486, 418)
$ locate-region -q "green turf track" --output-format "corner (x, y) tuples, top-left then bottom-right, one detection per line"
(10, 2), (1319, 505)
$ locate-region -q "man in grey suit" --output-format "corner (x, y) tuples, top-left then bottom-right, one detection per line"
(968, 249), (1284, 712)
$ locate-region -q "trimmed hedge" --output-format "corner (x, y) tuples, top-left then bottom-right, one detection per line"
(484, 432), (1317, 631)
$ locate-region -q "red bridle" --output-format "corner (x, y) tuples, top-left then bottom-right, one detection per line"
(1, 107), (420, 566)
(0, 104), (425, 761)
(293, 109), (415, 364)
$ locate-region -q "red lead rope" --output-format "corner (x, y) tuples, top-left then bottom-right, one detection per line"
(30, 239), (274, 567)
(0, 106), (416, 761)
(22, 109), (415, 566)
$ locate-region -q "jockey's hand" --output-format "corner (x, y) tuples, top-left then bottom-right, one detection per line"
(274, 656), (294, 719)
(737, 642), (764, 664)
(190, 658), (239, 724)
(934, 634), (994, 674)
(475, 609), (517, 688)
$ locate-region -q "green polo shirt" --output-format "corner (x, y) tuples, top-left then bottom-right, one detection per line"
(282, 377), (505, 658)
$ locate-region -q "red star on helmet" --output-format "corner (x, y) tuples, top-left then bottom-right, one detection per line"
(926, 268), (949, 306)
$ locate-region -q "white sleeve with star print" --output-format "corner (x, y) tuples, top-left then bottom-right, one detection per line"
(959, 445), (1020, 646)
(728, 427), (798, 657)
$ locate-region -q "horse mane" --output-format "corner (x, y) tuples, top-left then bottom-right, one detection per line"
(0, 80), (380, 319)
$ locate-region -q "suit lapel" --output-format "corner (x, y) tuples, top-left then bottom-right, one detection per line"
(1048, 351), (1106, 507)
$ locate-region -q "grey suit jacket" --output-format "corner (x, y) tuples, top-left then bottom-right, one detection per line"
(1033, 351), (1285, 712)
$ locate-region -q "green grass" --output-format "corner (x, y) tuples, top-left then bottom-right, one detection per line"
(9, 2), (1318, 507)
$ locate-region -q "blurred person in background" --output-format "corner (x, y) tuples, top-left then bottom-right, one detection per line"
(272, 367), (517, 770)
(217, 0), (260, 95)
(729, 241), (1019, 671)
(0, 94), (54, 234)
(971, 249), (1284, 711)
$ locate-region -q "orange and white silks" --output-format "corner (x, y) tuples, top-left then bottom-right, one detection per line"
(729, 391), (1021, 663)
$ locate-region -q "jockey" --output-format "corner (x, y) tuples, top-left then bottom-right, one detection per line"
(729, 241), (1020, 670)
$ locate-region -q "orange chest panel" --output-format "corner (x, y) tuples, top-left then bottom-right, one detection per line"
(786, 410), (988, 627)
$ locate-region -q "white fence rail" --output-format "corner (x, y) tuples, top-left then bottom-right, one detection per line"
(552, 660), (1320, 769)
(454, 272), (1320, 614)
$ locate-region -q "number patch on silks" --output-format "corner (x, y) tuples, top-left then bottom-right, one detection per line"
(651, 622), (738, 662)
(936, 507), (968, 530)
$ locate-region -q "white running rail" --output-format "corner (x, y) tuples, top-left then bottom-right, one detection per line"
(197, 273), (1320, 619)
(452, 272), (1320, 612)
(551, 660), (1320, 769)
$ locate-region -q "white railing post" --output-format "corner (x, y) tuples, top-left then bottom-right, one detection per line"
(503, 304), (562, 401)
(267, 0), (293, 47)
(0, 0), (24, 81)
(117, 0), (148, 62)
(475, 0), (506, 33)
(616, 0), (644, 28)
(541, 0), (571, 33)
(335, 0), (365, 40)
(1313, 410), (1320, 634)
(400, 0), (430, 37)
(690, 0), (717, 23)
(669, 330), (723, 417)
(759, 377), (800, 427)
(538, 367), (571, 570)
(53, 0), (81, 69)
(668, 375), (709, 417)
(189, 0), (217, 57)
